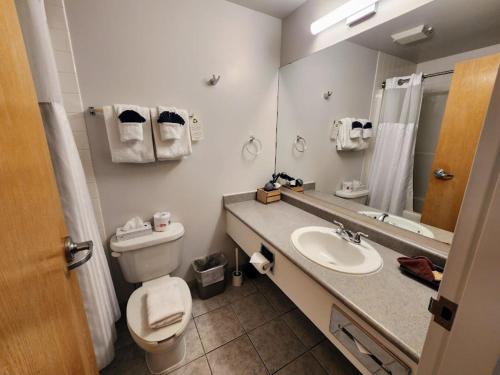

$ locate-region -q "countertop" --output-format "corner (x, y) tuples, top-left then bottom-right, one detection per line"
(225, 199), (437, 363)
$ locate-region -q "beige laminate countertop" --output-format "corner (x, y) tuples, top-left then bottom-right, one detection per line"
(225, 199), (437, 363)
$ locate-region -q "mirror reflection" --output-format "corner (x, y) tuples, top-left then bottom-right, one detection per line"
(276, 3), (500, 245)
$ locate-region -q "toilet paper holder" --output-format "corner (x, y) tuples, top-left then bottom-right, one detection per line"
(260, 244), (275, 272)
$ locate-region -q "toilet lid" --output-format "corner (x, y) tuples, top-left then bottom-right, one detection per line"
(127, 276), (192, 344)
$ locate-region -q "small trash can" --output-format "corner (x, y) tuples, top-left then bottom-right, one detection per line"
(192, 253), (228, 299)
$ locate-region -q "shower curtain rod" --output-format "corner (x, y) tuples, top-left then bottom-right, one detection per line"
(381, 69), (454, 88)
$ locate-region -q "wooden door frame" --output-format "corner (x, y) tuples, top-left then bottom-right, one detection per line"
(417, 67), (500, 374)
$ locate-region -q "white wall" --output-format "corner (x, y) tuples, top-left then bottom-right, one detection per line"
(413, 43), (500, 211)
(281, 0), (433, 66)
(42, 0), (106, 238)
(64, 0), (281, 304)
(276, 41), (378, 193)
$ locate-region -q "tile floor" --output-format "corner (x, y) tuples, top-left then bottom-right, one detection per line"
(101, 275), (360, 375)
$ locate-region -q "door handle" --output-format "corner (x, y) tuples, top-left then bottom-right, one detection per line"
(433, 168), (454, 180)
(65, 236), (93, 270)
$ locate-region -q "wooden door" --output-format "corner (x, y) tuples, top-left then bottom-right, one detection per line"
(421, 53), (500, 232)
(0, 1), (97, 374)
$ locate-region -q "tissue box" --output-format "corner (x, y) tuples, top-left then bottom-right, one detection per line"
(116, 222), (153, 241)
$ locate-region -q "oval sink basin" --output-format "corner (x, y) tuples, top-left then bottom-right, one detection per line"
(358, 211), (435, 239)
(291, 226), (383, 274)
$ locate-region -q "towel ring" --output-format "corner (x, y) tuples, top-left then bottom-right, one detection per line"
(245, 136), (262, 156)
(294, 135), (307, 153)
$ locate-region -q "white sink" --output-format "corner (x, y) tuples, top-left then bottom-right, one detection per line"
(291, 226), (383, 274)
(358, 211), (435, 239)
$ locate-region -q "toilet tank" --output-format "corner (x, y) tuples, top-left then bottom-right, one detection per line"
(110, 223), (184, 283)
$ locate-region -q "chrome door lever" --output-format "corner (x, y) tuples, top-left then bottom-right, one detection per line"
(433, 168), (454, 180)
(64, 236), (93, 270)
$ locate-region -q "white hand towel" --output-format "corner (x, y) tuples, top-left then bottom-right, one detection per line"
(157, 106), (184, 140)
(362, 121), (373, 139)
(114, 104), (148, 142)
(146, 278), (185, 329)
(103, 105), (155, 163)
(337, 118), (360, 151)
(119, 123), (143, 142)
(151, 107), (192, 160)
(350, 120), (363, 139)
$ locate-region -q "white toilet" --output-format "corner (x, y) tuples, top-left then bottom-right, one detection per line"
(110, 223), (192, 374)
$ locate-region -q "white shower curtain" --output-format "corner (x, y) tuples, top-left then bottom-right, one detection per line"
(16, 0), (120, 369)
(367, 73), (424, 215)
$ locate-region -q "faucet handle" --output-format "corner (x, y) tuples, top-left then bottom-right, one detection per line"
(354, 232), (369, 243)
(333, 220), (345, 231)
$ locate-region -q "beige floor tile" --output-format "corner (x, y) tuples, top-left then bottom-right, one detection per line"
(248, 319), (306, 373)
(223, 279), (257, 303)
(252, 275), (275, 294)
(207, 335), (268, 375)
(167, 320), (204, 373)
(275, 352), (327, 375)
(191, 288), (229, 317)
(100, 342), (149, 375)
(232, 293), (279, 331)
(282, 309), (325, 349)
(195, 305), (245, 352)
(311, 341), (360, 375)
(262, 285), (296, 315)
(169, 356), (212, 375)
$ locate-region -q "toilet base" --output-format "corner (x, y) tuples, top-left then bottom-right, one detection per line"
(145, 336), (186, 374)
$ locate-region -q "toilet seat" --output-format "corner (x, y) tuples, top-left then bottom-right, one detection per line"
(126, 276), (192, 345)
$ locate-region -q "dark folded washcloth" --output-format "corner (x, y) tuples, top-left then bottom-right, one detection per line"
(397, 256), (435, 282)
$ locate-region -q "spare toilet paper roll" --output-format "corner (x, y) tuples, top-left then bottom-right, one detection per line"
(153, 212), (171, 232)
(250, 252), (272, 274)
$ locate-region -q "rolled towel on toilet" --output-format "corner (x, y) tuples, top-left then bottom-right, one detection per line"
(146, 277), (185, 329)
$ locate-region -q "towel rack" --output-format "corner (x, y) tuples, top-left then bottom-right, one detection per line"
(294, 135), (307, 152)
(88, 106), (196, 119)
(244, 136), (262, 156)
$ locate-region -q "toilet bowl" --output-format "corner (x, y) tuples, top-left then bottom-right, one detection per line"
(110, 223), (191, 374)
(127, 276), (192, 374)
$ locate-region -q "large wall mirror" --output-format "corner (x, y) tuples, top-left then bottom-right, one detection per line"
(275, 0), (500, 245)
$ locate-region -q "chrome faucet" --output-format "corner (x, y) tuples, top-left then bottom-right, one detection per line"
(377, 213), (389, 222)
(334, 221), (369, 244)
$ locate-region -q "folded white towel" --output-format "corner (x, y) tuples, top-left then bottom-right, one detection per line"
(114, 104), (148, 142)
(146, 278), (185, 329)
(103, 105), (155, 163)
(350, 120), (363, 139)
(157, 106), (184, 140)
(362, 120), (373, 139)
(119, 123), (143, 142)
(151, 107), (192, 160)
(336, 118), (359, 151)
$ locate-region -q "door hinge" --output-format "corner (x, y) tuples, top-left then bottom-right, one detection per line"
(428, 296), (458, 331)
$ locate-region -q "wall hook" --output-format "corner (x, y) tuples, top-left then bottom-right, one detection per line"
(208, 74), (221, 86)
(323, 90), (333, 100)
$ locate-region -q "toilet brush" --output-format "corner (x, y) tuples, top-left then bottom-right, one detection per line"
(232, 247), (243, 287)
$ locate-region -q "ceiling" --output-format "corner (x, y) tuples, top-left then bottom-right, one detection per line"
(349, 0), (500, 63)
(226, 0), (307, 19)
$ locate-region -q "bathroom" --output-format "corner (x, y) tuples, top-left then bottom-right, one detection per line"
(1, 0), (499, 374)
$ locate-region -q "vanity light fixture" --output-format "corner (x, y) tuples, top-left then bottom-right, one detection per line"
(310, 0), (379, 35)
(391, 24), (433, 45)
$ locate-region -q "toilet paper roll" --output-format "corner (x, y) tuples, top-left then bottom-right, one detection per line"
(153, 212), (171, 232)
(250, 252), (272, 274)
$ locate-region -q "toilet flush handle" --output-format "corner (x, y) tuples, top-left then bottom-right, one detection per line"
(111, 252), (122, 258)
